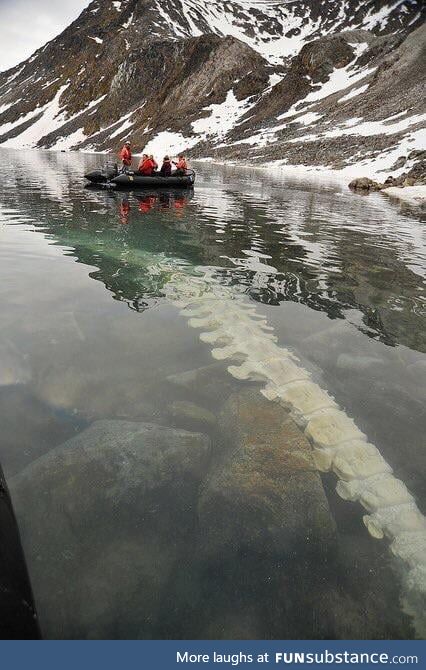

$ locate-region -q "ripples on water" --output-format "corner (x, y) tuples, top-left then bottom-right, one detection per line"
(0, 149), (425, 639)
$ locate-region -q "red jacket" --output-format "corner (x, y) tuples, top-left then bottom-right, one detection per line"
(138, 157), (155, 176)
(176, 158), (187, 171)
(120, 146), (132, 166)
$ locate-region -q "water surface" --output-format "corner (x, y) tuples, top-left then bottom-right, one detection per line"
(0, 149), (424, 639)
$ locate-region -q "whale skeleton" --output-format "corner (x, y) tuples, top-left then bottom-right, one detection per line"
(162, 266), (426, 637)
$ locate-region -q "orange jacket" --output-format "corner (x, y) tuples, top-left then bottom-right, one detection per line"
(176, 158), (187, 171)
(120, 146), (132, 166)
(138, 158), (155, 175)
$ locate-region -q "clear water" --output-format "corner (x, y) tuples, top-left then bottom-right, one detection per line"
(0, 148), (425, 639)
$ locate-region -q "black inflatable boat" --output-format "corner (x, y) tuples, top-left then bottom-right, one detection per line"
(84, 164), (195, 189)
(0, 465), (41, 638)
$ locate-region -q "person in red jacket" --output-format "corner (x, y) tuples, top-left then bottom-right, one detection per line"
(149, 154), (158, 172)
(173, 154), (188, 175)
(119, 141), (132, 169)
(138, 154), (155, 176)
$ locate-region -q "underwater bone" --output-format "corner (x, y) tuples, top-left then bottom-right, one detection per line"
(337, 473), (413, 512)
(305, 408), (366, 449)
(390, 533), (426, 568)
(271, 380), (338, 424)
(228, 357), (310, 385)
(164, 269), (426, 636)
(363, 502), (426, 540)
(211, 337), (283, 362)
(330, 441), (392, 481)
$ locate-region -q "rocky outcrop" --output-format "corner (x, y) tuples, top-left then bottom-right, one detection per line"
(349, 153), (426, 193)
(349, 177), (385, 191)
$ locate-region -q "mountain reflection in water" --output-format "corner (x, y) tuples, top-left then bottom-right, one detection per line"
(4, 150), (425, 349)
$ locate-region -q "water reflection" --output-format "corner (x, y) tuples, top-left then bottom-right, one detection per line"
(1, 150), (424, 350)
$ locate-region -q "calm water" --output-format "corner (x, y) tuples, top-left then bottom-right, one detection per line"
(0, 148), (425, 639)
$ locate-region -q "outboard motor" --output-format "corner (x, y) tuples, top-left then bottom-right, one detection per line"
(105, 162), (118, 180)
(84, 162), (118, 185)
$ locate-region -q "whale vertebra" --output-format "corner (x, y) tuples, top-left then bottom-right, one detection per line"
(162, 267), (426, 637)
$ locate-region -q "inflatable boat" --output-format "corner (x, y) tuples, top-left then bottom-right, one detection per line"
(0, 465), (41, 638)
(84, 164), (195, 189)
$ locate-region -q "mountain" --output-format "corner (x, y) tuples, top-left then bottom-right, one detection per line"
(0, 0), (424, 175)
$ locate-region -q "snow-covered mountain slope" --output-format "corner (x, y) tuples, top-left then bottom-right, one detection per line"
(203, 23), (426, 176)
(155, 0), (424, 63)
(0, 0), (424, 175)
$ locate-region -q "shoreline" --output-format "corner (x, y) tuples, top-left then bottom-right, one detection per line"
(381, 185), (426, 206)
(2, 146), (425, 205)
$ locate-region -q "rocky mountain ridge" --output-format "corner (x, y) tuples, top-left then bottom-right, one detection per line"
(0, 0), (424, 174)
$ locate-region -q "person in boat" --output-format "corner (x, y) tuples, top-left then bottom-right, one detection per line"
(173, 154), (188, 176)
(149, 155), (158, 173)
(159, 155), (172, 177)
(138, 153), (155, 176)
(119, 141), (132, 170)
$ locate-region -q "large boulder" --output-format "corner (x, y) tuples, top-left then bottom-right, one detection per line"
(198, 389), (336, 560)
(298, 33), (361, 83)
(349, 177), (384, 191)
(10, 420), (211, 638)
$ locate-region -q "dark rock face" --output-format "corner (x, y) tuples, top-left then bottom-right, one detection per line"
(10, 420), (211, 638)
(298, 34), (359, 83)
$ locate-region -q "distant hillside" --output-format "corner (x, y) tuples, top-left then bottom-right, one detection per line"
(0, 0), (424, 175)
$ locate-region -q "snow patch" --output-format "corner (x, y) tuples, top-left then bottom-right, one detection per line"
(0, 100), (19, 115)
(320, 112), (426, 140)
(51, 127), (87, 151)
(0, 89), (106, 149)
(293, 112), (323, 126)
(338, 84), (370, 103)
(302, 65), (376, 106)
(1, 84), (70, 148)
(89, 36), (103, 44)
(383, 185), (426, 206)
(192, 89), (253, 139)
(361, 0), (405, 30)
(109, 112), (135, 139)
(142, 131), (199, 158)
(122, 13), (134, 29)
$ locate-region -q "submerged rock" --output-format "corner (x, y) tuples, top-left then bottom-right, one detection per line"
(198, 389), (336, 560)
(169, 400), (217, 431)
(10, 420), (211, 639)
(166, 362), (247, 405)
